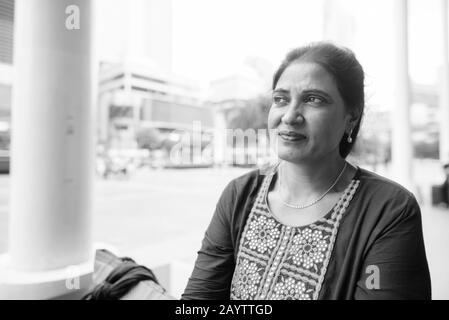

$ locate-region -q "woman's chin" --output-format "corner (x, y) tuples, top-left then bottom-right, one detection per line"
(277, 148), (309, 163)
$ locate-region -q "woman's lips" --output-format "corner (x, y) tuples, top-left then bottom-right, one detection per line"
(278, 131), (307, 142)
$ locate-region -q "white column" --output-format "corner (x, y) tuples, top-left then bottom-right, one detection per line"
(0, 0), (96, 299)
(391, 0), (413, 189)
(441, 0), (449, 163)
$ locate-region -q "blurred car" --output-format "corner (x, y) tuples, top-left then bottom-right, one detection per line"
(0, 149), (9, 173)
(0, 128), (10, 174)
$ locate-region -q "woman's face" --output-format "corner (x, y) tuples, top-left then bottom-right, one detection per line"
(268, 62), (354, 164)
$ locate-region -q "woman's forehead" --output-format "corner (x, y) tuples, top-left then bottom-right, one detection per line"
(275, 62), (337, 92)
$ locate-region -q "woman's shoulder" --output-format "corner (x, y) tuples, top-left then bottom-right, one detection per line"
(357, 166), (414, 195)
(218, 163), (275, 203)
(229, 162), (275, 190)
(214, 164), (273, 224)
(355, 166), (420, 213)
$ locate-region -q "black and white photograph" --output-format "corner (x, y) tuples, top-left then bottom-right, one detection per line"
(0, 0), (447, 305)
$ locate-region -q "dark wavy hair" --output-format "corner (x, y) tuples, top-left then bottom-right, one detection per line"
(272, 42), (365, 158)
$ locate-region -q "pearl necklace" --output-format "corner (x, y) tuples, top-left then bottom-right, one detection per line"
(279, 162), (348, 209)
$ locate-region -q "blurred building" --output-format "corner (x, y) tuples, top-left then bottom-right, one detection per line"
(1, 0), (214, 168)
(355, 81), (440, 166)
(411, 83), (440, 159)
(95, 0), (215, 166)
(97, 61), (214, 157)
(208, 61), (270, 126)
(0, 0), (13, 116)
(207, 61), (274, 166)
(0, 0), (13, 172)
(0, 0), (13, 65)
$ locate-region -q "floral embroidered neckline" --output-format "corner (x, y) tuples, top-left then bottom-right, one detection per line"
(230, 164), (361, 300)
(263, 164), (361, 228)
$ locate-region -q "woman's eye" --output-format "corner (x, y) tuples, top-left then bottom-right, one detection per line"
(305, 95), (325, 104)
(273, 96), (288, 105)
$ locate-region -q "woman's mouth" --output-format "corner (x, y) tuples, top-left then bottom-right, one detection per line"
(278, 131), (307, 142)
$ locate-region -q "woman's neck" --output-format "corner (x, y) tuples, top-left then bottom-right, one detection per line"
(278, 154), (347, 204)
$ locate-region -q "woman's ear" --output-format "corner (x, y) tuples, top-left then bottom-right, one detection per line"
(347, 109), (360, 129)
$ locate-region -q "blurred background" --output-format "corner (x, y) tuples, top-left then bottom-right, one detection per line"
(0, 0), (448, 299)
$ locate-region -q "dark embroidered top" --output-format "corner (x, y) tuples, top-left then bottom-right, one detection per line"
(182, 164), (431, 300)
(230, 167), (360, 300)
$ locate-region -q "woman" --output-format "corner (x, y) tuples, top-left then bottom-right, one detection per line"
(182, 42), (431, 300)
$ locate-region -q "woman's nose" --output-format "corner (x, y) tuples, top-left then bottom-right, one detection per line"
(281, 103), (304, 125)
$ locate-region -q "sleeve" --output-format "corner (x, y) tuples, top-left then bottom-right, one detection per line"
(181, 180), (237, 300)
(354, 196), (432, 300)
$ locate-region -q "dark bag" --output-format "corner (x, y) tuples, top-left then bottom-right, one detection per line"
(82, 249), (175, 300)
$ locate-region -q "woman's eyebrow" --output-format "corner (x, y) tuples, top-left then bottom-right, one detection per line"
(272, 88), (289, 94)
(302, 89), (333, 100)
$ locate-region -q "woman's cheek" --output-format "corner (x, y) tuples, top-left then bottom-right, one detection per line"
(267, 107), (279, 129)
(323, 120), (344, 148)
(308, 118), (333, 149)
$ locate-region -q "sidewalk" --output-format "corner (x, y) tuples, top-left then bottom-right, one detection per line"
(420, 205), (449, 299)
